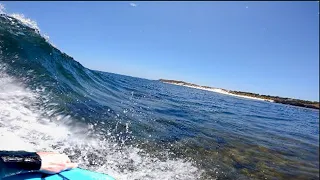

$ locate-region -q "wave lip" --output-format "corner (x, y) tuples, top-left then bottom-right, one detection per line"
(0, 11), (203, 180)
(1, 5), (319, 180)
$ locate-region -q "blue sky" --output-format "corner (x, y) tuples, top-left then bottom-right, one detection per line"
(2, 2), (319, 101)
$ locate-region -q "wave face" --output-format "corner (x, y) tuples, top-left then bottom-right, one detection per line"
(0, 14), (319, 180)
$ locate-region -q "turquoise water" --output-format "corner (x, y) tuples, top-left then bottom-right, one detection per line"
(0, 14), (319, 180)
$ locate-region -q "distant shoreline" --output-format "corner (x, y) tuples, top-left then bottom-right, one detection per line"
(159, 79), (319, 110)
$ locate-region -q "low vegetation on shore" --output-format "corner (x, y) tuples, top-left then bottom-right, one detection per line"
(159, 79), (319, 110)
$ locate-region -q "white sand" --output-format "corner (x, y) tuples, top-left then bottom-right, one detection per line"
(165, 83), (274, 102)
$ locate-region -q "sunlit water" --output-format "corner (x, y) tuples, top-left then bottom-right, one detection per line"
(0, 14), (319, 180)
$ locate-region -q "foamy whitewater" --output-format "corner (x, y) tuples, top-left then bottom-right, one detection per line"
(0, 5), (319, 180)
(0, 8), (202, 179)
(0, 65), (202, 180)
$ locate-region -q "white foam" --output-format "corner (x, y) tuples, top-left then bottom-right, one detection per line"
(0, 3), (56, 48)
(0, 67), (203, 179)
(0, 69), (70, 151)
(0, 4), (204, 177)
(10, 13), (40, 31)
(0, 4), (5, 14)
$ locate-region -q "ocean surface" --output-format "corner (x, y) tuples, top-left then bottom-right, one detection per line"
(0, 14), (319, 180)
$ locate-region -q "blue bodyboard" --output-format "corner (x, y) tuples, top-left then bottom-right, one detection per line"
(4, 168), (115, 180)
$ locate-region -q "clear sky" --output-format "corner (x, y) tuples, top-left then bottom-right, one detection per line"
(1, 2), (319, 101)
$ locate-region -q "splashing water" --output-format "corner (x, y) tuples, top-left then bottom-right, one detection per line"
(0, 4), (318, 180)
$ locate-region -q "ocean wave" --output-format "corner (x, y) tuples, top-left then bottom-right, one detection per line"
(0, 6), (318, 180)
(0, 12), (203, 180)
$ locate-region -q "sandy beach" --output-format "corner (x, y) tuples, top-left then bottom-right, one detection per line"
(165, 83), (274, 102)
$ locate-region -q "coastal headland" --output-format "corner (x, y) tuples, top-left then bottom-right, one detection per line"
(159, 79), (319, 110)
